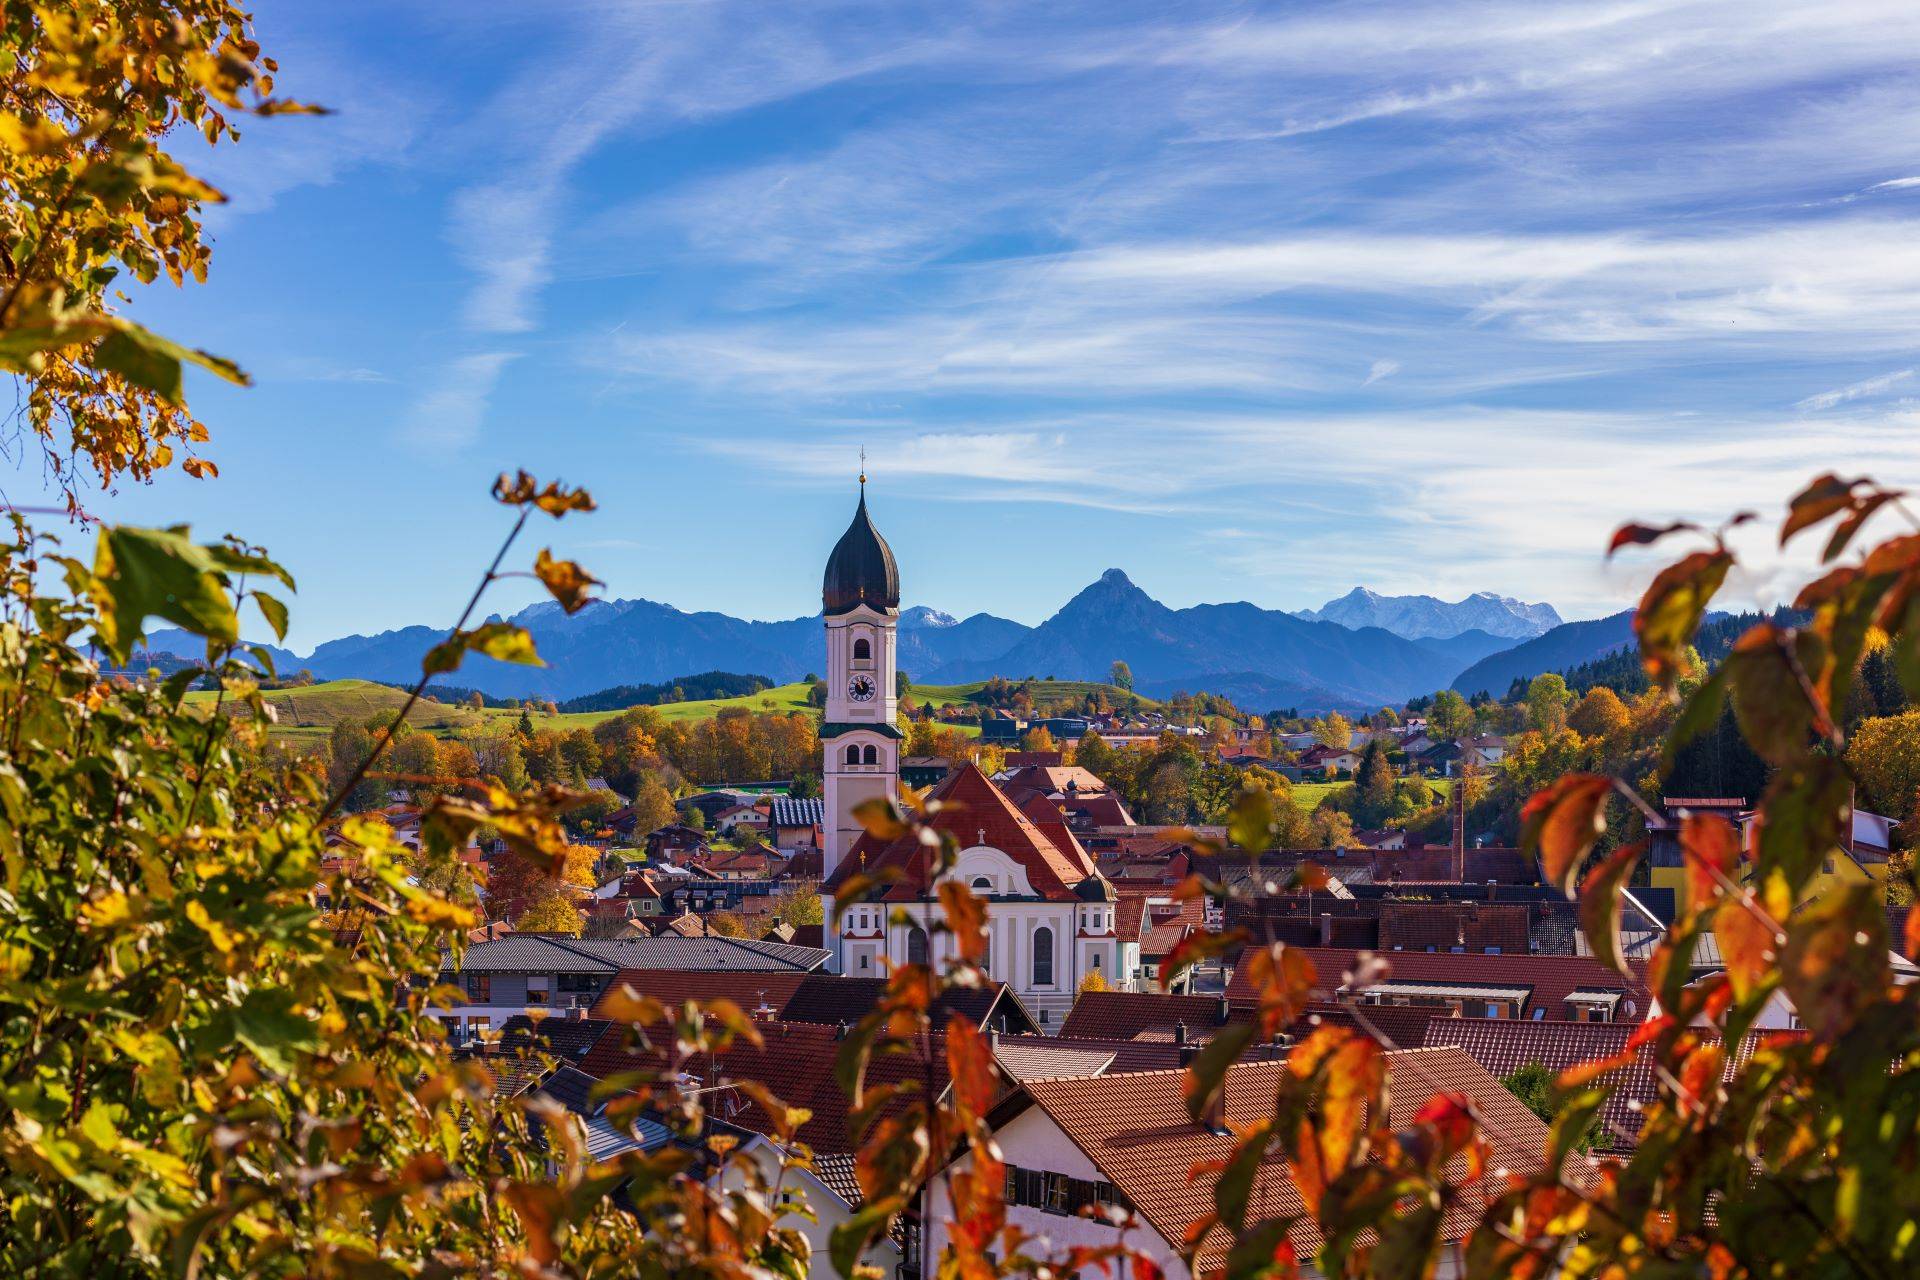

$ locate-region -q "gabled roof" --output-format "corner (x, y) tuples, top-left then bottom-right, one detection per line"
(824, 763), (1102, 902)
(1060, 990), (1243, 1041)
(578, 1020), (964, 1154)
(1421, 1017), (1798, 1152)
(1016, 1047), (1553, 1267)
(991, 1036), (1116, 1082)
(496, 1014), (615, 1062)
(770, 797), (824, 828)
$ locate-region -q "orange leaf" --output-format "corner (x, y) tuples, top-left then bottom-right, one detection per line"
(1680, 814), (1742, 915)
(1635, 549), (1731, 688)
(1521, 774), (1614, 894)
(938, 880), (988, 966)
(1713, 898), (1777, 1004)
(945, 1017), (997, 1124)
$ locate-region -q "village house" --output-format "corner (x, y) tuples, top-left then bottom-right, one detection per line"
(926, 1047), (1560, 1279)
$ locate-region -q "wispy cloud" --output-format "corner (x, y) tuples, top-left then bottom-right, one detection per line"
(707, 405), (1920, 616)
(1795, 368), (1914, 411)
(1362, 359), (1401, 386)
(401, 353), (519, 448)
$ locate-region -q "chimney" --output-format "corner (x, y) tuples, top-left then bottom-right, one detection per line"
(1216, 994), (1231, 1025)
(1319, 912), (1333, 946)
(1173, 1020), (1188, 1046)
(1178, 1039), (1199, 1069)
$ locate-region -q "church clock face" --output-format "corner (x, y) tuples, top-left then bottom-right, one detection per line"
(847, 673), (877, 702)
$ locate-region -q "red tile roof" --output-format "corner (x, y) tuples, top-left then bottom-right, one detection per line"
(1377, 902), (1531, 953)
(1225, 945), (1649, 1017)
(823, 762), (1099, 902)
(578, 1019), (964, 1154)
(1060, 990), (1245, 1041)
(1017, 1046), (1554, 1267)
(1420, 1017), (1798, 1152)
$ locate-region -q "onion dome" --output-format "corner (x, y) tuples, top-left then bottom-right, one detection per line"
(822, 485), (899, 616)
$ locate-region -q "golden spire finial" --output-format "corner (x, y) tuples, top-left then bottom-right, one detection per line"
(858, 445), (867, 488)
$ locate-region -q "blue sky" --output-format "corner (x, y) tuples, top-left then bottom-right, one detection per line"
(18, 0), (1920, 650)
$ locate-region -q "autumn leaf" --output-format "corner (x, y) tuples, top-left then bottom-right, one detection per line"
(1780, 473), (1867, 548)
(1780, 883), (1888, 1042)
(1635, 549), (1731, 688)
(1714, 897), (1779, 1004)
(1607, 520), (1699, 555)
(1577, 841), (1642, 976)
(1680, 814), (1742, 916)
(937, 880), (987, 966)
(533, 548), (601, 614)
(1521, 774), (1613, 895)
(422, 621), (544, 675)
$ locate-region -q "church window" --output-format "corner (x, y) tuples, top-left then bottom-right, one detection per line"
(845, 744), (860, 765)
(862, 745), (878, 765)
(853, 637), (871, 661)
(972, 875), (992, 893)
(1033, 926), (1054, 986)
(859, 954), (869, 971)
(907, 925), (928, 967)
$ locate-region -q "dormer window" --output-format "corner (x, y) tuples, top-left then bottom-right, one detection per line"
(971, 875), (993, 894)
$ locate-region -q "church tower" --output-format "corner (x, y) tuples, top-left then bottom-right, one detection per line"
(819, 476), (901, 881)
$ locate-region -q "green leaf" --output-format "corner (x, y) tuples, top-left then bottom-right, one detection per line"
(1757, 759), (1849, 897)
(423, 622), (544, 675)
(1228, 785), (1277, 854)
(1184, 1021), (1255, 1127)
(252, 591), (289, 642)
(1577, 841), (1643, 976)
(232, 988), (318, 1075)
(92, 317), (248, 404)
(1222, 1216), (1297, 1280)
(1781, 882), (1889, 1043)
(88, 525), (240, 664)
(828, 1194), (903, 1280)
(1215, 1116), (1273, 1230)
(1548, 1087), (1611, 1169)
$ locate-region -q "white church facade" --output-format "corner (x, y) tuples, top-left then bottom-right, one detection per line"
(816, 483), (1117, 1028)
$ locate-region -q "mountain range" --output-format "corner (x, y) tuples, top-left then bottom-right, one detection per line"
(1293, 587), (1562, 640)
(1450, 610), (1636, 697)
(137, 574), (1598, 712)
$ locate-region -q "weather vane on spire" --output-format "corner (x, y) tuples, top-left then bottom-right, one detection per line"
(859, 446), (867, 488)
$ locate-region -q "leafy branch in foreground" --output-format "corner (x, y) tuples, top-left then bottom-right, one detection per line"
(318, 469), (597, 822)
(1, 1), (328, 499)
(0, 495), (821, 1278)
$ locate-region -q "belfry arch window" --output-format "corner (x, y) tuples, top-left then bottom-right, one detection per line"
(862, 744), (878, 765)
(845, 744), (860, 765)
(1033, 926), (1055, 986)
(852, 637), (871, 662)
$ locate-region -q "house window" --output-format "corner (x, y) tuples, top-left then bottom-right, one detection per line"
(862, 745), (878, 765)
(465, 973), (490, 1001)
(1033, 926), (1054, 986)
(859, 954), (870, 971)
(853, 637), (871, 662)
(525, 976), (550, 1006)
